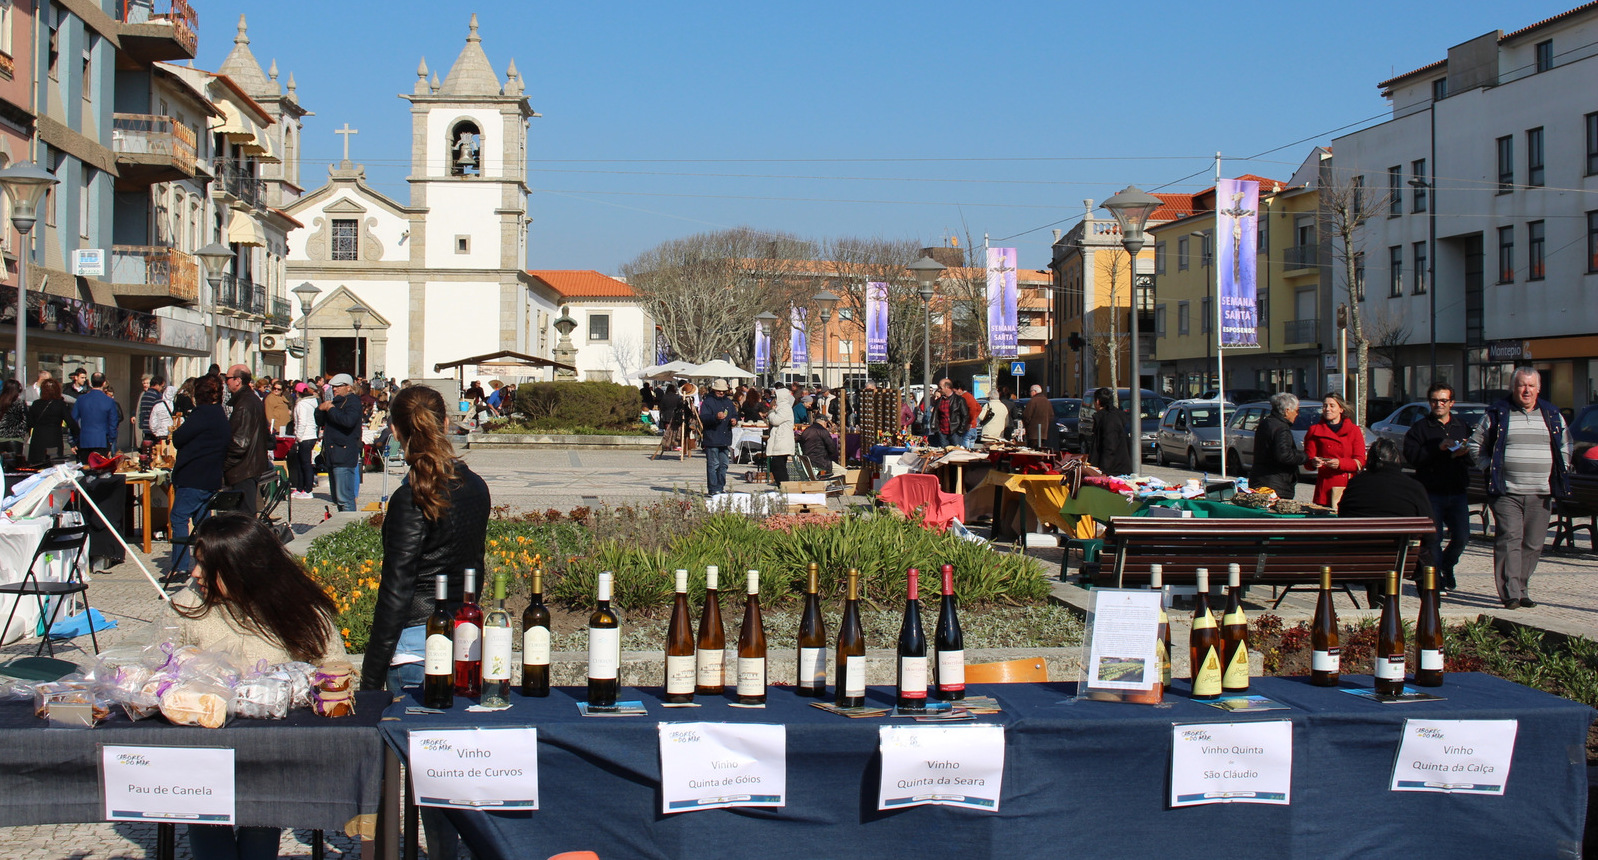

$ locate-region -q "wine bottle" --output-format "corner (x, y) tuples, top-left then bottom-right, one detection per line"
(587, 571), (621, 707)
(1151, 564), (1171, 691)
(664, 569), (696, 703)
(695, 565), (726, 696)
(736, 570), (767, 705)
(933, 563), (964, 701)
(1220, 563), (1250, 693)
(835, 568), (866, 708)
(453, 568), (483, 697)
(1189, 568), (1222, 701)
(796, 562), (827, 698)
(896, 568), (928, 711)
(521, 569), (551, 697)
(1310, 566), (1341, 687)
(1374, 570), (1406, 695)
(481, 573), (512, 707)
(1414, 567), (1445, 688)
(423, 574), (454, 709)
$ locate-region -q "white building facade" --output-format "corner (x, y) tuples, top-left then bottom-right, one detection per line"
(527, 271), (656, 384)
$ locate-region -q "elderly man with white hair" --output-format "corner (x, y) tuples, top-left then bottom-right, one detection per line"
(1249, 392), (1307, 498)
(1468, 367), (1570, 610)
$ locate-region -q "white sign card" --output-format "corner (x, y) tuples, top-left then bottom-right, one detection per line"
(1390, 719), (1518, 795)
(658, 721), (786, 813)
(1170, 720), (1293, 807)
(877, 724), (1005, 812)
(1083, 588), (1162, 693)
(408, 728), (540, 809)
(100, 745), (236, 824)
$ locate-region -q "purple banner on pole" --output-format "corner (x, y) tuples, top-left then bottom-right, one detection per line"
(987, 247), (1018, 359)
(655, 328), (670, 365)
(789, 306), (808, 364)
(866, 281), (888, 363)
(1216, 178), (1260, 348)
(753, 320), (770, 374)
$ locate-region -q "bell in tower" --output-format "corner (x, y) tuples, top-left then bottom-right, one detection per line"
(450, 121), (482, 176)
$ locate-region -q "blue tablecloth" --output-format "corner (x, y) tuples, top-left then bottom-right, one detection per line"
(379, 674), (1592, 860)
(864, 445), (909, 464)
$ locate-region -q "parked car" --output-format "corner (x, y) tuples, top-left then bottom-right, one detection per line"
(1050, 398), (1084, 452)
(1196, 388), (1273, 405)
(1154, 401), (1229, 470)
(1363, 397), (1401, 427)
(1367, 401), (1488, 449)
(1574, 403), (1598, 466)
(1226, 401), (1321, 480)
(1078, 389), (1167, 461)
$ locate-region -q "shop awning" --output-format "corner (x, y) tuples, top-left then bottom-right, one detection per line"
(227, 210), (267, 246)
(211, 100), (256, 142)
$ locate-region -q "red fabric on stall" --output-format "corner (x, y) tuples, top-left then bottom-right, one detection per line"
(878, 473), (966, 531)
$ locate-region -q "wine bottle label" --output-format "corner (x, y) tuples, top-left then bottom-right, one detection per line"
(1192, 647), (1222, 696)
(935, 650), (964, 690)
(1222, 609), (1246, 627)
(1375, 655), (1405, 681)
(845, 655), (866, 697)
(424, 633), (452, 675)
(1312, 648), (1341, 672)
(696, 648), (725, 687)
(1419, 649), (1444, 671)
(482, 627), (513, 680)
(523, 626), (551, 665)
(587, 627), (620, 680)
(798, 647), (826, 689)
(899, 656), (927, 699)
(453, 623), (481, 662)
(665, 655), (696, 694)
(1223, 643), (1250, 688)
(737, 657), (766, 695)
(1192, 611), (1216, 630)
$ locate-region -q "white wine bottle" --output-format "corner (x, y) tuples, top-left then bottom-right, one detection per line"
(835, 568), (866, 708)
(696, 566), (726, 696)
(664, 569), (696, 703)
(423, 574), (454, 709)
(1311, 567), (1341, 687)
(736, 571), (767, 705)
(480, 573), (512, 707)
(587, 572), (621, 707)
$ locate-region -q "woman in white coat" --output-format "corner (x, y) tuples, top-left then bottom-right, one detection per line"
(766, 387), (796, 484)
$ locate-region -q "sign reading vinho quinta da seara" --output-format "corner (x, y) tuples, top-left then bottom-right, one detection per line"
(877, 724), (1005, 811)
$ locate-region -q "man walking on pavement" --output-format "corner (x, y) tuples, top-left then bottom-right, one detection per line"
(1468, 367), (1570, 610)
(318, 373), (366, 512)
(222, 365), (272, 516)
(1021, 385), (1054, 450)
(1402, 382), (1473, 592)
(700, 378), (737, 496)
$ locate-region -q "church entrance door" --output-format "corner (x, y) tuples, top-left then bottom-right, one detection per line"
(321, 337), (367, 377)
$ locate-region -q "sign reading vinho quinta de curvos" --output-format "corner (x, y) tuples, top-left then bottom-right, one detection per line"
(408, 728), (540, 809)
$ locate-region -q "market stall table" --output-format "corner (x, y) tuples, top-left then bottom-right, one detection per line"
(378, 674), (1592, 860)
(0, 691), (391, 859)
(122, 469), (173, 554)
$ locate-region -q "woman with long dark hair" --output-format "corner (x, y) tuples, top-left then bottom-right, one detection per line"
(25, 378), (77, 464)
(0, 379), (27, 456)
(172, 512), (346, 860)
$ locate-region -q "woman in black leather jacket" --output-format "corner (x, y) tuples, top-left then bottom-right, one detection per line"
(360, 385), (490, 693)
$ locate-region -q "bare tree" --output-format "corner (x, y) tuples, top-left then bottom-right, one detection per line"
(1322, 174), (1393, 424)
(815, 236), (923, 391)
(1365, 306), (1414, 401)
(1084, 248), (1131, 391)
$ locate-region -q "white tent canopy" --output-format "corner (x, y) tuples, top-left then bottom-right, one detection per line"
(684, 359), (755, 380)
(646, 360), (697, 381)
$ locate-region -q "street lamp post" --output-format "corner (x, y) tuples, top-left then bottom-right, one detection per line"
(1102, 186), (1164, 470)
(909, 256), (946, 420)
(1408, 176), (1437, 385)
(754, 310), (777, 389)
(347, 304), (369, 378)
(195, 242), (234, 374)
(813, 289), (838, 394)
(292, 282), (321, 379)
(0, 162), (59, 388)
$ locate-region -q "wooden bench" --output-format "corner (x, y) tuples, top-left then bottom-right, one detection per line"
(1553, 472), (1598, 551)
(1083, 516), (1436, 609)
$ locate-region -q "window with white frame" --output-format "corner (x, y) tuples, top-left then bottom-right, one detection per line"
(0, 1), (13, 58)
(588, 312), (610, 342)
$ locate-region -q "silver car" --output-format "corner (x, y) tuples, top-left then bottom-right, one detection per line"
(1367, 401), (1488, 449)
(1226, 401), (1321, 479)
(1154, 402), (1229, 470)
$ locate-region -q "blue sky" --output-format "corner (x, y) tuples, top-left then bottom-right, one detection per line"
(196, 0), (1572, 273)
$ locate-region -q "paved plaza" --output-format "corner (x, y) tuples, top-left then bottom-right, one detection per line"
(1, 444), (1594, 857)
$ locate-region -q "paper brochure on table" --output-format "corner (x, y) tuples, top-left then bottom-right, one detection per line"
(877, 724), (1004, 812)
(1076, 588), (1162, 702)
(1170, 720), (1293, 807)
(100, 745), (235, 824)
(408, 728), (540, 809)
(658, 721), (786, 813)
(1390, 719), (1518, 795)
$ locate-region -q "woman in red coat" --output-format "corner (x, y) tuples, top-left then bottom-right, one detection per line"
(1303, 393), (1365, 507)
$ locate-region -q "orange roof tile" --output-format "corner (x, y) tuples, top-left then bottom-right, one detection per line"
(527, 270), (635, 298)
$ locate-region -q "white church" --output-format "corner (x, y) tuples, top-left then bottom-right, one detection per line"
(285, 16), (574, 382)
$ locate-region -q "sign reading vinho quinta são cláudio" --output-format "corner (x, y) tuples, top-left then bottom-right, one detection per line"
(658, 722), (786, 813)
(408, 728), (539, 809)
(1170, 720), (1293, 806)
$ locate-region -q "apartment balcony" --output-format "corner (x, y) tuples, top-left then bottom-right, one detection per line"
(267, 297), (292, 332)
(112, 114), (198, 189)
(1284, 318), (1319, 346)
(118, 0), (199, 63)
(1282, 244), (1319, 273)
(1018, 324), (1049, 341)
(211, 159), (265, 208)
(109, 245), (199, 311)
(214, 274), (266, 317)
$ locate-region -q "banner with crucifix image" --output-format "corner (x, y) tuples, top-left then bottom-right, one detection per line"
(1215, 178), (1260, 348)
(987, 247), (1019, 358)
(753, 319), (771, 374)
(789, 306), (808, 365)
(866, 281), (889, 363)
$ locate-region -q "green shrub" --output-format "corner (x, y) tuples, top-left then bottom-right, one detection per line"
(512, 382), (642, 431)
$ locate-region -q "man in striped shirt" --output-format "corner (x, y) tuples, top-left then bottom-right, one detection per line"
(1468, 368), (1570, 610)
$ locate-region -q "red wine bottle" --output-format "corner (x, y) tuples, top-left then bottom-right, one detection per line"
(1374, 571), (1406, 695)
(452, 568), (483, 698)
(933, 564), (964, 701)
(520, 569), (550, 697)
(1220, 563), (1250, 693)
(1189, 568), (1222, 701)
(423, 574), (454, 709)
(895, 568), (927, 711)
(835, 568), (866, 708)
(1414, 568), (1445, 687)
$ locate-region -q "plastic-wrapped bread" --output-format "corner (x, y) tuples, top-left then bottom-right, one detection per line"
(232, 672), (291, 720)
(159, 682), (233, 729)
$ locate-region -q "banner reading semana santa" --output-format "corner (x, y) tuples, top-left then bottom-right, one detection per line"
(753, 320), (771, 374)
(789, 306), (808, 367)
(1215, 178), (1260, 348)
(866, 281), (889, 363)
(986, 247), (1018, 359)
